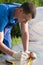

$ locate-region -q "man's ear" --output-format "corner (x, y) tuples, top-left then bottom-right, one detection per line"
(28, 13), (32, 19)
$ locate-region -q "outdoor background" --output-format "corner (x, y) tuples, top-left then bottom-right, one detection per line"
(0, 0), (43, 46)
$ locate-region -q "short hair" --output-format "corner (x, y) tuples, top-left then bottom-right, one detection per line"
(21, 2), (36, 18)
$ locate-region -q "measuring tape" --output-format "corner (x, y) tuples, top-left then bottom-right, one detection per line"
(5, 60), (14, 65)
(5, 58), (33, 65)
(27, 58), (33, 65)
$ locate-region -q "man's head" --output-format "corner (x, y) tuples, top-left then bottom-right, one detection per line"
(14, 2), (36, 23)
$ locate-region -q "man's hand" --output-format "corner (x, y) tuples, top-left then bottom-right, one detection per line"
(26, 51), (37, 59)
(29, 52), (37, 59)
(12, 51), (29, 60)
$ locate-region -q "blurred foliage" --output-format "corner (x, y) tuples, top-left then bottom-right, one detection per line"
(12, 37), (22, 46)
(11, 23), (21, 37)
(0, 0), (43, 6)
(39, 0), (43, 6)
(0, 0), (43, 37)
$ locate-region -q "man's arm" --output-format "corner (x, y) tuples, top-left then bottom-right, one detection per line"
(0, 31), (13, 56)
(21, 22), (29, 52)
(0, 31), (29, 60)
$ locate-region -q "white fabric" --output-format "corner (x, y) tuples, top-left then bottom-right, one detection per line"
(12, 51), (29, 60)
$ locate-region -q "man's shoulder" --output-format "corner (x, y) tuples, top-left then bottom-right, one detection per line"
(13, 3), (21, 7)
(0, 4), (8, 11)
(5, 3), (21, 8)
(0, 4), (8, 16)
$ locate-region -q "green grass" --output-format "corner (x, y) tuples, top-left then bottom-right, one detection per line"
(12, 37), (22, 47)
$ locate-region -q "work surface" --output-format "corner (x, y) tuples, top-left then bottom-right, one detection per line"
(0, 42), (43, 65)
(0, 55), (33, 65)
(0, 55), (43, 65)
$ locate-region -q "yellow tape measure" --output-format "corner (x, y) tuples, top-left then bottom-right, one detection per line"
(5, 60), (14, 65)
(27, 58), (33, 65)
(5, 58), (33, 65)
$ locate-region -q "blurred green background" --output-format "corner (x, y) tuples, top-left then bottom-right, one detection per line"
(0, 0), (43, 6)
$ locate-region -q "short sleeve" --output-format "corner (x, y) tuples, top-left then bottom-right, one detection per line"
(0, 4), (8, 32)
(0, 17), (8, 32)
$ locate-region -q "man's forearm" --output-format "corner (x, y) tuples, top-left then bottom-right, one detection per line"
(0, 42), (13, 56)
(0, 32), (13, 56)
(22, 32), (29, 51)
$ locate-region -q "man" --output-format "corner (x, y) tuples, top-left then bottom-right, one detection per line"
(0, 2), (36, 60)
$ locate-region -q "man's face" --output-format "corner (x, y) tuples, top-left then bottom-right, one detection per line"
(17, 8), (32, 23)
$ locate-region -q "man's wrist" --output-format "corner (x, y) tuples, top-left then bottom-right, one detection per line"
(11, 51), (15, 58)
